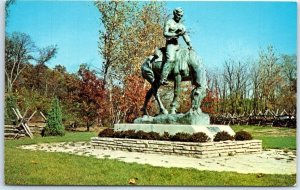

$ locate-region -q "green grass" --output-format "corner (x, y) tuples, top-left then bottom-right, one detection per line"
(4, 127), (297, 186)
(231, 125), (296, 150)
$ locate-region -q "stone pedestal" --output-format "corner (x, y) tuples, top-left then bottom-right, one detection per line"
(114, 123), (235, 141)
(134, 112), (210, 125)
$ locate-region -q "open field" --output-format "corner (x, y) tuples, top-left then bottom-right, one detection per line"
(231, 125), (296, 150)
(4, 125), (296, 186)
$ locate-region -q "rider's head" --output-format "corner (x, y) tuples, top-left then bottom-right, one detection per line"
(173, 7), (184, 22)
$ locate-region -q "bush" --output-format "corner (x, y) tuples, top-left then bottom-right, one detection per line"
(98, 128), (114, 137)
(114, 131), (126, 138)
(213, 131), (234, 142)
(123, 130), (136, 138)
(43, 98), (65, 136)
(97, 130), (212, 143)
(160, 132), (170, 141)
(146, 131), (161, 140)
(170, 132), (191, 142)
(190, 132), (210, 142)
(135, 130), (147, 139)
(5, 94), (17, 125)
(235, 130), (253, 141)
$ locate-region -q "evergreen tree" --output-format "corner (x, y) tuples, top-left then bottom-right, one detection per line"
(44, 97), (65, 136)
(5, 94), (17, 124)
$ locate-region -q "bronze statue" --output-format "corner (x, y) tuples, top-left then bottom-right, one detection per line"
(140, 7), (207, 116)
(160, 7), (193, 86)
(141, 47), (207, 115)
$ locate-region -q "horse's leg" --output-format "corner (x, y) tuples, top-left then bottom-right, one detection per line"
(153, 82), (168, 115)
(170, 74), (182, 114)
(141, 87), (154, 116)
(190, 84), (205, 114)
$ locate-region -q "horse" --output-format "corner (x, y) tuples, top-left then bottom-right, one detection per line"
(140, 47), (208, 115)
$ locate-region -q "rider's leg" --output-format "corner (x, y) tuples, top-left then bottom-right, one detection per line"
(170, 74), (182, 114)
(160, 44), (177, 85)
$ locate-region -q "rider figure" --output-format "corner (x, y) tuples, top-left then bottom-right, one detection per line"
(160, 7), (193, 86)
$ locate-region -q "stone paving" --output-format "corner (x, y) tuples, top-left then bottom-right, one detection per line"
(20, 142), (296, 175)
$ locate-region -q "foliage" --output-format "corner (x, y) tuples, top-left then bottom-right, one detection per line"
(189, 132), (210, 142)
(4, 93), (17, 124)
(160, 132), (170, 141)
(98, 130), (210, 143)
(5, 32), (57, 93)
(234, 130), (253, 141)
(95, 1), (166, 125)
(5, 0), (15, 24)
(213, 131), (234, 142)
(43, 98), (65, 136)
(169, 132), (190, 142)
(134, 130), (160, 140)
(206, 46), (296, 115)
(98, 128), (114, 138)
(76, 65), (107, 130)
(122, 74), (153, 122)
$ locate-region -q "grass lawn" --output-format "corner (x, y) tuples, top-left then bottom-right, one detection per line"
(4, 126), (296, 186)
(231, 125), (296, 150)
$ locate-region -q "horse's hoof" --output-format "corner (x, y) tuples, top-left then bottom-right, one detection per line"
(160, 109), (168, 115)
(160, 80), (169, 86)
(170, 108), (176, 114)
(196, 108), (202, 114)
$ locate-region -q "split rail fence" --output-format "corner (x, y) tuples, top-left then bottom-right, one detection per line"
(210, 109), (296, 128)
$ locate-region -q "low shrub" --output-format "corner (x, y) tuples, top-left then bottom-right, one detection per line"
(146, 131), (161, 140)
(123, 130), (136, 138)
(160, 132), (170, 141)
(190, 132), (210, 142)
(98, 128), (114, 137)
(114, 131), (126, 138)
(235, 130), (253, 141)
(213, 131), (234, 142)
(98, 129), (214, 143)
(135, 130), (148, 139)
(170, 132), (191, 142)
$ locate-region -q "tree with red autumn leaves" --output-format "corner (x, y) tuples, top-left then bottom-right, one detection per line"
(77, 65), (107, 131)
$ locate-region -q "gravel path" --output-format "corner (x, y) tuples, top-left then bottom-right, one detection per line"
(20, 142), (296, 175)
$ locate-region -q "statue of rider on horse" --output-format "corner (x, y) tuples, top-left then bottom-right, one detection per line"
(140, 7), (208, 116)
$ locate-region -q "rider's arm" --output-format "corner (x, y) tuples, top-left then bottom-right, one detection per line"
(181, 26), (193, 49)
(183, 33), (192, 47)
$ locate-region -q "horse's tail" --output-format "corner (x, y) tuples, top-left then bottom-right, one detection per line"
(141, 57), (155, 84)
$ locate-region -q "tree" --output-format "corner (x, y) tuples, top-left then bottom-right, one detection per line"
(257, 46), (282, 111)
(5, 0), (15, 24)
(276, 54), (297, 112)
(4, 94), (17, 124)
(5, 32), (35, 93)
(95, 1), (166, 125)
(77, 65), (107, 130)
(5, 32), (57, 93)
(43, 97), (65, 136)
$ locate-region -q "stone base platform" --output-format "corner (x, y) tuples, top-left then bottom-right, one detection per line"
(114, 123), (235, 140)
(91, 137), (262, 158)
(134, 112), (210, 125)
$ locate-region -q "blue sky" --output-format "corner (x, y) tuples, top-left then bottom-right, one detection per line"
(6, 1), (297, 73)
